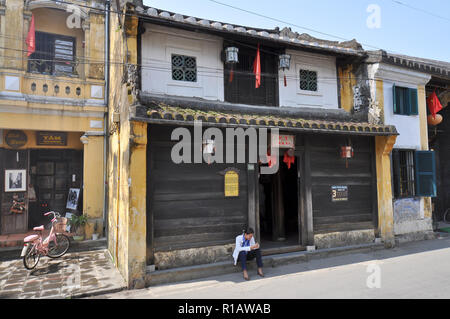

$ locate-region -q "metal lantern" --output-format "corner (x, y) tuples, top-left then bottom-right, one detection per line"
(279, 54), (291, 70)
(225, 47), (239, 64)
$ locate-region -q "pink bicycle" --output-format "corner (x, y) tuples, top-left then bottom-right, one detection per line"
(21, 211), (70, 270)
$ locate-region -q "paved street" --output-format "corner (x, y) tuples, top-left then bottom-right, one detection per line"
(0, 249), (126, 299)
(93, 236), (450, 299)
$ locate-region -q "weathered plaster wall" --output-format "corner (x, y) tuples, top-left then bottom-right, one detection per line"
(375, 135), (397, 246)
(314, 230), (375, 249)
(372, 63), (433, 238)
(107, 5), (147, 289)
(141, 23), (224, 101)
(337, 63), (373, 122)
(154, 244), (234, 270)
(279, 50), (338, 109)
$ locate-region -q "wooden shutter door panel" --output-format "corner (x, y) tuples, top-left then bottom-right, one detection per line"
(409, 88), (419, 115)
(415, 151), (437, 197)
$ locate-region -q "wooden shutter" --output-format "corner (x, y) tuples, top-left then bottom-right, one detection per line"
(415, 151), (437, 197)
(409, 88), (419, 115)
(393, 84), (398, 114)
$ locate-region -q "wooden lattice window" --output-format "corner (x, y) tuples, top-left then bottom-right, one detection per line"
(171, 54), (197, 82)
(299, 69), (318, 92)
(28, 31), (76, 77)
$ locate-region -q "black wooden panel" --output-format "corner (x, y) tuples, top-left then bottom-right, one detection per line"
(1, 149), (29, 234)
(148, 125), (248, 252)
(307, 134), (377, 233)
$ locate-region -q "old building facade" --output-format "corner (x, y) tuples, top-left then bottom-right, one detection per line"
(107, 2), (402, 288)
(0, 0), (107, 239)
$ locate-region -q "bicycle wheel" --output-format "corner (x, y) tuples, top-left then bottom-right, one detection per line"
(47, 234), (70, 258)
(23, 244), (40, 270)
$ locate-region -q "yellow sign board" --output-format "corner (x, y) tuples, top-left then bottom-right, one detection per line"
(224, 170), (239, 197)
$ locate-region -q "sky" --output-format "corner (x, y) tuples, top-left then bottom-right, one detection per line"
(143, 0), (450, 63)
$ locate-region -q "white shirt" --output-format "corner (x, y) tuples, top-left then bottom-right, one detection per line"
(232, 233), (256, 265)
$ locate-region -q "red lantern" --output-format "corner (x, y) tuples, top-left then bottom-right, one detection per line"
(340, 146), (354, 168)
(427, 114), (443, 126)
(340, 146), (354, 159)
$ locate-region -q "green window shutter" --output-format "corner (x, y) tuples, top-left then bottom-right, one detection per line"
(393, 84), (398, 114)
(409, 88), (418, 115)
(415, 151), (437, 197)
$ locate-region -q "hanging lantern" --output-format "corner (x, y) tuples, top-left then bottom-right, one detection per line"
(225, 47), (239, 64)
(427, 114), (443, 126)
(340, 146), (354, 159)
(279, 54), (291, 87)
(340, 146), (354, 169)
(279, 54), (291, 70)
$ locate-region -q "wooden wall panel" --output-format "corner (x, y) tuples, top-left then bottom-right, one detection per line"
(148, 125), (248, 252)
(307, 134), (377, 234)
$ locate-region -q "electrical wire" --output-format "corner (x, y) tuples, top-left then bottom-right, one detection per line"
(389, 0), (450, 23)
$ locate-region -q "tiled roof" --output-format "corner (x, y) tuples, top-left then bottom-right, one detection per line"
(137, 102), (398, 136)
(367, 50), (450, 80)
(135, 6), (365, 57)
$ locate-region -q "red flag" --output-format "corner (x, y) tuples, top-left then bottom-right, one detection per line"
(26, 14), (36, 56)
(427, 90), (443, 119)
(253, 44), (261, 88)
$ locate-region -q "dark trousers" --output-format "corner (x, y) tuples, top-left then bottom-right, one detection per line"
(238, 249), (263, 271)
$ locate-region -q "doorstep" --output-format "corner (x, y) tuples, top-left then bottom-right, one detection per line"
(145, 242), (385, 287)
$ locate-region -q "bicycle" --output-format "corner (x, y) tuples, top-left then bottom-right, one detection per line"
(21, 211), (71, 270)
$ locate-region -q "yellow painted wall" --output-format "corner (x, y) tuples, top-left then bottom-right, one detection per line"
(338, 64), (356, 112)
(107, 4), (147, 289)
(375, 135), (397, 247)
(82, 134), (105, 238)
(0, 0), (106, 239)
(0, 112), (103, 133)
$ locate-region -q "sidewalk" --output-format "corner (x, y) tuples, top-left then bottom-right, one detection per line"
(0, 249), (126, 299)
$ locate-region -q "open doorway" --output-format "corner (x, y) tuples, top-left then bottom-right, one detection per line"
(259, 155), (299, 249)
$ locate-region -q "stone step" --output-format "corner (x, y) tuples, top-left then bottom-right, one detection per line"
(145, 242), (384, 287)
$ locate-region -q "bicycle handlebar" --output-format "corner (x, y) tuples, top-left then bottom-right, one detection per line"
(44, 211), (61, 220)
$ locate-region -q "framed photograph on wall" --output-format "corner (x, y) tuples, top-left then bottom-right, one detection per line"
(5, 169), (26, 192)
(66, 188), (80, 210)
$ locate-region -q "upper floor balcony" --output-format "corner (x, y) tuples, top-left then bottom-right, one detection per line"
(0, 1), (106, 109)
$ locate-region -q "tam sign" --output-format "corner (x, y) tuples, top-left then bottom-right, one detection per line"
(37, 132), (67, 146)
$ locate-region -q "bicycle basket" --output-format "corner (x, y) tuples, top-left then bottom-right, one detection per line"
(54, 217), (68, 233)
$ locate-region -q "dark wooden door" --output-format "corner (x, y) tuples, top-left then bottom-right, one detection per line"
(0, 149), (29, 234)
(30, 150), (83, 226)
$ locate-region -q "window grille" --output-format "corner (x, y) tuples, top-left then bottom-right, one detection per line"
(171, 54), (197, 82)
(299, 69), (318, 92)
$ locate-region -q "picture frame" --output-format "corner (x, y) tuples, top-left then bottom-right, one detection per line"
(5, 169), (26, 192)
(66, 188), (80, 210)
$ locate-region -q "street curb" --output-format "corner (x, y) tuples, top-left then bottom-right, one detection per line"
(145, 242), (385, 287)
(68, 286), (127, 299)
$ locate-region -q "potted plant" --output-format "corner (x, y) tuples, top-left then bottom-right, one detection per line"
(69, 214), (88, 241)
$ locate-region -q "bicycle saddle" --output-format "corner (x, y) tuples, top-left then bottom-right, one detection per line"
(33, 225), (44, 231)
